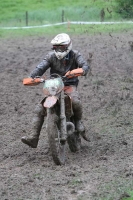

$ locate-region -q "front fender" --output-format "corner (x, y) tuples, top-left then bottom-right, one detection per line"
(43, 96), (58, 108)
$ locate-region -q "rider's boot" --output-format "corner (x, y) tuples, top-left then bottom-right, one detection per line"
(75, 119), (89, 141)
(21, 104), (45, 148)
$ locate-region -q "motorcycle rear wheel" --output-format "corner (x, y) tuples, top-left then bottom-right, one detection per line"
(47, 108), (66, 165)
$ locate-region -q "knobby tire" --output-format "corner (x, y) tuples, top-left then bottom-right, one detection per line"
(47, 109), (66, 165)
(67, 132), (81, 152)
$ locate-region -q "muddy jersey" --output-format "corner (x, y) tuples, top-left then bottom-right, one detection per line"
(30, 50), (89, 86)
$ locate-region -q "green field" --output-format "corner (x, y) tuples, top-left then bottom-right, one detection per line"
(0, 0), (119, 27)
(1, 0), (133, 37)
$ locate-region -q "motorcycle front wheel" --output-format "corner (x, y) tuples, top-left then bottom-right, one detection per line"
(47, 108), (66, 165)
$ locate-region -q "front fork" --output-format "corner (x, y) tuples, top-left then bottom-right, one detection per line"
(60, 90), (67, 140)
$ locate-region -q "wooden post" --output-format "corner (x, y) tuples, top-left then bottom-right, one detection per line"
(100, 8), (105, 22)
(26, 11), (28, 26)
(62, 10), (64, 22)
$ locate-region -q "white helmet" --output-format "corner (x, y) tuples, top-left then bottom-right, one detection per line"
(51, 33), (72, 60)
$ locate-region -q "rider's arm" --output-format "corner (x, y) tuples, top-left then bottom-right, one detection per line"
(74, 51), (89, 76)
(30, 53), (52, 78)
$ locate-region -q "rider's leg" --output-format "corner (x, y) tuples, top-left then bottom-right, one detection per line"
(21, 104), (46, 148)
(64, 86), (89, 141)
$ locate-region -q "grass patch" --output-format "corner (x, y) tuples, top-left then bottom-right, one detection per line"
(122, 191), (133, 200)
(0, 23), (132, 38)
(69, 178), (82, 187)
(97, 179), (133, 200)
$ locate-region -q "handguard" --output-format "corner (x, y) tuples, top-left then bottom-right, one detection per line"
(23, 77), (43, 86)
(65, 68), (84, 79)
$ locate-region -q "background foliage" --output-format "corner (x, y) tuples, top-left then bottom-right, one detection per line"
(115, 0), (133, 18)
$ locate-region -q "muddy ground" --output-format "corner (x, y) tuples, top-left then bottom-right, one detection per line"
(0, 31), (133, 200)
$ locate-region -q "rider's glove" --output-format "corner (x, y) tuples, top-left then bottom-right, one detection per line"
(65, 68), (84, 78)
(23, 77), (42, 85)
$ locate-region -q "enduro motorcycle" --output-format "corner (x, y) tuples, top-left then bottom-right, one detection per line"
(23, 70), (83, 165)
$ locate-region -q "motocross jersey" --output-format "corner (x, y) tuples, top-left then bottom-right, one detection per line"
(30, 50), (89, 86)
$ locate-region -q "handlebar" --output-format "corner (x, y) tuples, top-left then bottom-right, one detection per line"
(23, 70), (83, 86)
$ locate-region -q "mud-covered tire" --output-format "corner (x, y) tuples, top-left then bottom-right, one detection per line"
(67, 132), (81, 152)
(47, 109), (66, 165)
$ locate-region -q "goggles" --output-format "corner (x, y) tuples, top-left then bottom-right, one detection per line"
(52, 45), (68, 52)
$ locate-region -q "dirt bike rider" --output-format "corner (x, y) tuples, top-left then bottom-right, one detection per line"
(21, 33), (90, 148)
